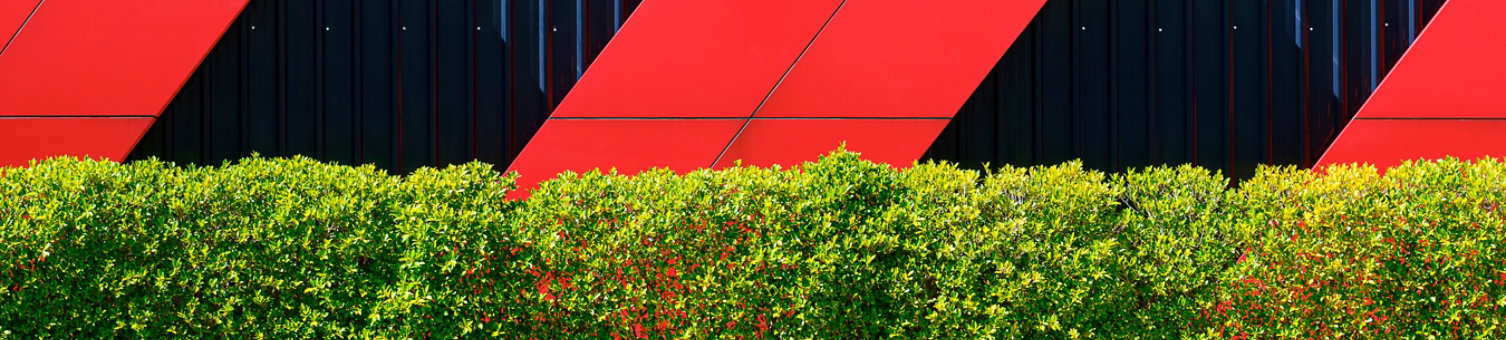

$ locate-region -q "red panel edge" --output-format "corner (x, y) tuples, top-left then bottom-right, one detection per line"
(713, 119), (951, 169)
(504, 119), (745, 199)
(1354, 0), (1506, 119)
(146, 0), (253, 118)
(1315, 119), (1506, 172)
(549, 0), (846, 118)
(0, 117), (156, 167)
(0, 0), (252, 116)
(754, 0), (1048, 118)
(0, 0), (41, 50)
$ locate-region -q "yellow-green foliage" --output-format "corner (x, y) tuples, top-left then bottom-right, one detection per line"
(1, 152), (1503, 338)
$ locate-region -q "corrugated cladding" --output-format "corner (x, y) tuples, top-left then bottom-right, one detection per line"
(130, 0), (1445, 179)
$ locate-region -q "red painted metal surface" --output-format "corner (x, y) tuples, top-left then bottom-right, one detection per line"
(0, 0), (250, 116)
(508, 0), (1052, 196)
(549, 0), (844, 118)
(754, 0), (1047, 118)
(713, 119), (950, 169)
(1317, 120), (1506, 171)
(505, 119), (743, 193)
(0, 0), (40, 45)
(0, 117), (154, 167)
(1355, 0), (1506, 118)
(1320, 0), (1506, 170)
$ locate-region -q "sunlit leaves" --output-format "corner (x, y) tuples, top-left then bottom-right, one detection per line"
(2, 153), (1504, 338)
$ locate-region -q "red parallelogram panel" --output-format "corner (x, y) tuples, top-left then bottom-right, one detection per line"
(713, 119), (950, 169)
(0, 0), (250, 116)
(506, 119), (744, 193)
(0, 0), (40, 45)
(550, 0), (845, 118)
(1355, 0), (1506, 119)
(0, 117), (154, 166)
(1316, 120), (1506, 171)
(754, 0), (1047, 118)
(1319, 0), (1506, 170)
(508, 0), (1053, 197)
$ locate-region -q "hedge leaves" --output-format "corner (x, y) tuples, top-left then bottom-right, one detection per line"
(2, 152), (1504, 338)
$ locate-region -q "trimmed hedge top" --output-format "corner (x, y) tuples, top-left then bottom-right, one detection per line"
(2, 152), (1505, 338)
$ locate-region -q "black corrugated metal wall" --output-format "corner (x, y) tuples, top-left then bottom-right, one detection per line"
(130, 0), (1445, 179)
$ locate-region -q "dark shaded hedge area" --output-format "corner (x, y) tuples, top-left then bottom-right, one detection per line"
(2, 151), (1505, 338)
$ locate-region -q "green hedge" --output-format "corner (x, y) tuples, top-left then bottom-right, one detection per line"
(2, 152), (1504, 338)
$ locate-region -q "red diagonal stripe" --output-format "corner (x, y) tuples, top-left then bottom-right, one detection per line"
(0, 0), (247, 167)
(550, 0), (845, 118)
(506, 119), (744, 196)
(0, 117), (154, 166)
(1319, 0), (1506, 170)
(753, 0), (1047, 118)
(1354, 0), (1506, 119)
(0, 0), (41, 50)
(0, 0), (250, 116)
(509, 0), (1050, 196)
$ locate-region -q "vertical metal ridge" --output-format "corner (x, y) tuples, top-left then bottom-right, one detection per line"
(1107, 0), (1119, 171)
(1147, 0), (1159, 164)
(469, 0), (479, 161)
(392, 0), (404, 170)
(315, 0), (326, 160)
(354, 0), (365, 164)
(241, 11), (252, 158)
(1182, 0), (1193, 165)
(1224, 0), (1235, 176)
(276, 0), (288, 156)
(1264, 0), (1275, 164)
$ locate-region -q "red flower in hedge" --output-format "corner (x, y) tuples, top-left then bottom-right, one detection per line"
(632, 323), (647, 339)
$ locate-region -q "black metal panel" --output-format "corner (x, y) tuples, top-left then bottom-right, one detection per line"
(926, 0), (1443, 177)
(133, 0), (1444, 179)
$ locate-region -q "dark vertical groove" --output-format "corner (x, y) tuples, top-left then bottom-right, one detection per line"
(392, 0), (404, 170)
(1066, 0), (1078, 156)
(1031, 13), (1043, 165)
(469, 0), (479, 160)
(429, 0), (439, 166)
(1264, 0), (1274, 164)
(505, 0), (518, 161)
(1301, 0), (1312, 165)
(1107, 0), (1119, 171)
(241, 12), (251, 157)
(1343, 0), (1355, 127)
(201, 57), (211, 164)
(276, 0), (288, 156)
(315, 0), (326, 159)
(354, 0), (365, 163)
(544, 0), (554, 112)
(1147, 0), (1159, 164)
(1377, 0), (1387, 77)
(1186, 0), (1198, 166)
(1224, 0), (1235, 176)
